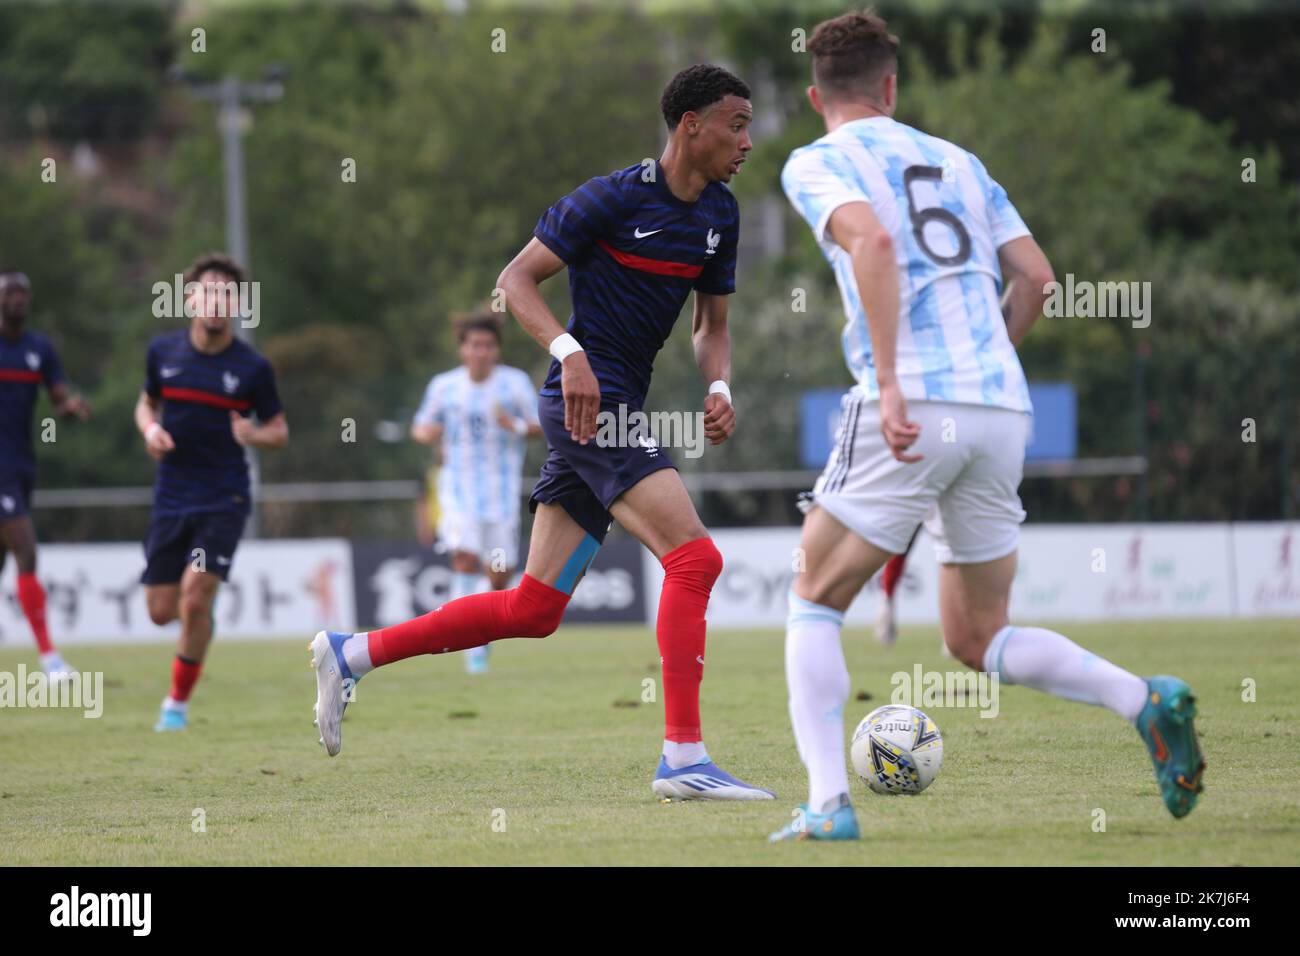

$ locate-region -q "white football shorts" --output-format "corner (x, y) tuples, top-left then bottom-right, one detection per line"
(437, 511), (521, 571)
(809, 393), (1030, 564)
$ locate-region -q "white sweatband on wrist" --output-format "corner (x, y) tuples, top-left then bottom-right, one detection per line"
(145, 422), (162, 442)
(510, 417), (529, 437)
(708, 380), (732, 404)
(549, 333), (583, 362)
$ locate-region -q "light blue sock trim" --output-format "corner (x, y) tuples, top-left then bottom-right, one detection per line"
(452, 572), (481, 600)
(787, 590), (845, 629)
(554, 533), (601, 595)
(984, 625), (1016, 683)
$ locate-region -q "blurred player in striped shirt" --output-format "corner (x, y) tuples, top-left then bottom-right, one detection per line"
(411, 311), (541, 674)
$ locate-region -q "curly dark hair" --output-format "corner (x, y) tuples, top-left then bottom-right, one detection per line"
(453, 308), (503, 344)
(660, 64), (751, 130)
(183, 251), (247, 286)
(809, 8), (900, 103)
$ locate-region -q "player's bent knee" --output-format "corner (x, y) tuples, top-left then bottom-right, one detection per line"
(947, 639), (986, 672)
(507, 577), (570, 639)
(148, 604), (177, 627)
(662, 535), (723, 589)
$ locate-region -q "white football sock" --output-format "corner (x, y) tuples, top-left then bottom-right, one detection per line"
(162, 696), (188, 713)
(662, 740), (709, 769)
(786, 592), (851, 812)
(342, 633), (374, 677)
(984, 625), (1147, 723)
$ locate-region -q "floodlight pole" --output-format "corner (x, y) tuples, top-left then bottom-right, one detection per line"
(178, 68), (285, 537)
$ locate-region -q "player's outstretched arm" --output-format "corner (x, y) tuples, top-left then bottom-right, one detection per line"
(827, 202), (920, 463)
(48, 381), (91, 421)
(997, 236), (1055, 347)
(692, 291), (735, 445)
(497, 238), (601, 444)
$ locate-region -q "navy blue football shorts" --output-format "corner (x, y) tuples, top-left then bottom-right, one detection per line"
(141, 510), (248, 584)
(529, 393), (677, 543)
(0, 470), (35, 521)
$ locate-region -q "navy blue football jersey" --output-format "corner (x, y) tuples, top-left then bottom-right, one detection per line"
(144, 331), (282, 516)
(534, 160), (740, 407)
(0, 330), (65, 475)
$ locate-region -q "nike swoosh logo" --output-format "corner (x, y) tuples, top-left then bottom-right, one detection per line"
(160, 367), (182, 378)
(633, 227), (663, 238)
(1149, 722), (1169, 762)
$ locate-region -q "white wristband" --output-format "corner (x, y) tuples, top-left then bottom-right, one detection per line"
(145, 422), (161, 442)
(549, 333), (583, 362)
(510, 417), (529, 437)
(708, 380), (732, 404)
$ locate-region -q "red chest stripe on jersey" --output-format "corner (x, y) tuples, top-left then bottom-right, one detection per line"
(161, 386), (252, 411)
(596, 239), (703, 279)
(0, 369), (42, 383)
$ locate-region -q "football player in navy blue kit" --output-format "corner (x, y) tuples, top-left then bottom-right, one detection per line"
(0, 269), (91, 680)
(134, 254), (288, 732)
(311, 66), (773, 800)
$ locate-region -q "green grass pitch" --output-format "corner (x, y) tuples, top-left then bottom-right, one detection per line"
(1, 619), (1297, 865)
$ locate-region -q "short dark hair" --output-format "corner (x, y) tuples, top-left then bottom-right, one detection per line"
(809, 9), (899, 104)
(0, 268), (30, 290)
(454, 308), (503, 344)
(183, 251), (246, 286)
(660, 64), (751, 130)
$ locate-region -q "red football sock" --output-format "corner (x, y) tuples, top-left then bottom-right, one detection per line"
(881, 553), (907, 599)
(16, 572), (54, 655)
(657, 537), (723, 744)
(169, 655), (203, 703)
(368, 573), (568, 667)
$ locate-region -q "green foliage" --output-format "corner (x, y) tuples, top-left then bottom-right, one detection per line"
(0, 2), (1295, 527)
(0, 1), (171, 141)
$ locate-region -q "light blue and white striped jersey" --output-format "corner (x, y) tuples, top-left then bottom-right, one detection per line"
(413, 364), (539, 522)
(782, 116), (1032, 413)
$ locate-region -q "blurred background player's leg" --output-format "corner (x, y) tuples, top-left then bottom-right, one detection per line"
(450, 549), (490, 675)
(0, 506), (72, 680)
(146, 566), (220, 732)
(143, 511), (240, 732)
(874, 523), (919, 648)
(463, 519), (522, 675)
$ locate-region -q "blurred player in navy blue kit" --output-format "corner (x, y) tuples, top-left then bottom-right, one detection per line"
(0, 269), (91, 680)
(133, 254), (288, 732)
(311, 66), (775, 801)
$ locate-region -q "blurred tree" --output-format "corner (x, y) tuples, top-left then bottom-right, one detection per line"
(0, 1), (171, 142)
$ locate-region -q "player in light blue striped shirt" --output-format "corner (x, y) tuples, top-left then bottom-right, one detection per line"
(412, 311), (540, 674)
(770, 10), (1203, 844)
